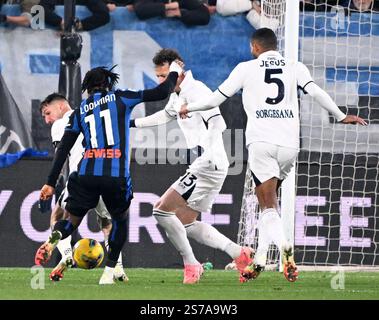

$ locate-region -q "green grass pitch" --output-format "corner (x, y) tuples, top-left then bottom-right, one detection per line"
(0, 268), (378, 300)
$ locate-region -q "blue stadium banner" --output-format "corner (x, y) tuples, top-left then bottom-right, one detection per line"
(0, 74), (47, 168)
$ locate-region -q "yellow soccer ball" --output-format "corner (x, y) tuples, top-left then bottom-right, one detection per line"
(73, 238), (104, 269)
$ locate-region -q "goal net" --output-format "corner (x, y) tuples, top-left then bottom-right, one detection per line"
(236, 0), (379, 270)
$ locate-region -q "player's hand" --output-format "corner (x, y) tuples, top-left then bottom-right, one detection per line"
(40, 184), (55, 201)
(169, 61), (183, 75)
(175, 59), (185, 70)
(179, 104), (189, 119)
(341, 115), (367, 126)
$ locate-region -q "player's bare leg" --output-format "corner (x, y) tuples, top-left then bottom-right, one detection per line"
(153, 188), (202, 284)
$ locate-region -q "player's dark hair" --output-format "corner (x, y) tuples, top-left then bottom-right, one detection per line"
(81, 65), (119, 95)
(39, 92), (68, 113)
(251, 28), (278, 50)
(153, 48), (183, 66)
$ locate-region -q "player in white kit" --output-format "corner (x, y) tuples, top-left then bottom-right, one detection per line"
(131, 49), (254, 284)
(179, 28), (367, 282)
(40, 93), (127, 282)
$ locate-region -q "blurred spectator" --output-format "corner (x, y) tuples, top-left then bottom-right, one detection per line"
(132, 0), (210, 26)
(341, 0), (379, 12)
(0, 0), (41, 27)
(103, 0), (134, 12)
(206, 0), (279, 31)
(0, 0), (111, 30)
(206, 0), (252, 16)
(41, 0), (110, 31)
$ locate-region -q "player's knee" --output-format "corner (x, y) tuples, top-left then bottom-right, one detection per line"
(177, 214), (196, 225)
(153, 200), (161, 210)
(153, 200), (170, 212)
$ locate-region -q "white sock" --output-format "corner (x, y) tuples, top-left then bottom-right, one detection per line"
(56, 235), (72, 260)
(255, 213), (271, 266)
(185, 221), (241, 259)
(259, 208), (286, 252)
(116, 253), (123, 267)
(104, 238), (109, 252)
(153, 209), (199, 265)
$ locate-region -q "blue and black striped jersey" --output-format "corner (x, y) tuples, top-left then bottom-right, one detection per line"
(66, 89), (141, 178)
(46, 72), (178, 187)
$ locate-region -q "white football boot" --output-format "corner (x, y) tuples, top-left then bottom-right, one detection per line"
(99, 266), (115, 285)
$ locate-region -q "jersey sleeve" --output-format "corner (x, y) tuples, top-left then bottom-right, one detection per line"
(142, 72), (178, 102)
(51, 119), (67, 146)
(218, 62), (246, 98)
(200, 107), (222, 122)
(190, 82), (222, 121)
(296, 62), (314, 93)
(65, 109), (81, 134)
(164, 94), (178, 118)
(116, 89), (144, 109)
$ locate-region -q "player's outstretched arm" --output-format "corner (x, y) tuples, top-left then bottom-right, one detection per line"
(179, 63), (245, 119)
(130, 109), (173, 128)
(340, 114), (367, 125)
(142, 61), (182, 102)
(305, 82), (367, 126)
(179, 89), (228, 119)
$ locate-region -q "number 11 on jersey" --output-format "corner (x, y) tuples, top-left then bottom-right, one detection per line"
(84, 109), (115, 148)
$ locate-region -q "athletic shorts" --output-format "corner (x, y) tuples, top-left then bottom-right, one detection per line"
(58, 185), (111, 220)
(171, 158), (227, 213)
(65, 172), (133, 220)
(247, 142), (298, 186)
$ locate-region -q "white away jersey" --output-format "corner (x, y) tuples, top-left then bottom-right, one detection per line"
(218, 50), (314, 149)
(165, 71), (229, 169)
(51, 110), (84, 174)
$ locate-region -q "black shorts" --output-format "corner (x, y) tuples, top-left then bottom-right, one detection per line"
(65, 172), (133, 220)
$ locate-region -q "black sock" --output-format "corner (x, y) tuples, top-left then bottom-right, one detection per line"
(53, 220), (76, 240)
(106, 219), (127, 267)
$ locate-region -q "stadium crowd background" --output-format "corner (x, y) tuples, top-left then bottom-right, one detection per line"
(1, 0), (378, 31)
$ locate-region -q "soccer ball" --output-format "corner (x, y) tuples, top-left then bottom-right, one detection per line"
(73, 238), (104, 269)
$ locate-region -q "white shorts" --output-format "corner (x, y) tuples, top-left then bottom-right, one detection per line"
(247, 142), (298, 185)
(171, 158), (227, 213)
(58, 186), (111, 220)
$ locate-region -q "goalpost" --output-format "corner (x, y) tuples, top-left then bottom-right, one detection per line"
(236, 0), (379, 271)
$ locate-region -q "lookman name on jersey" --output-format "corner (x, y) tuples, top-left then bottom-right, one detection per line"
(80, 94), (116, 114)
(256, 109), (294, 119)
